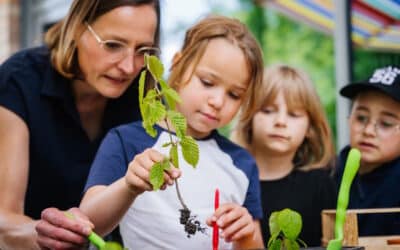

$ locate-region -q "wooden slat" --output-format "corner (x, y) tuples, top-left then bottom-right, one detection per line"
(322, 208), (400, 214)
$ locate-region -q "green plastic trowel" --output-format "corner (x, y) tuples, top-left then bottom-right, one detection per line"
(327, 148), (361, 250)
(64, 211), (124, 250)
(88, 231), (124, 250)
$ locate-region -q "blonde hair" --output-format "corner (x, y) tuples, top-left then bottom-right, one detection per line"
(44, 0), (160, 79)
(168, 15), (264, 116)
(233, 64), (334, 169)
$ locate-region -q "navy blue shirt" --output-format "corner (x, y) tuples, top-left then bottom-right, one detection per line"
(0, 46), (141, 219)
(335, 146), (400, 236)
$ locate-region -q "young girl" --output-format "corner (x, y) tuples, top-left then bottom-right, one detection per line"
(233, 64), (336, 247)
(79, 15), (265, 250)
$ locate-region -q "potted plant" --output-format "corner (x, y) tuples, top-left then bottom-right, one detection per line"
(266, 208), (364, 250)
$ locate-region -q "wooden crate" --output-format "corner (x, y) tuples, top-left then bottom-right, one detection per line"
(321, 208), (400, 250)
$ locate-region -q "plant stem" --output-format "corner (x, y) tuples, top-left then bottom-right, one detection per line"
(151, 65), (189, 211)
(175, 179), (188, 210)
(162, 117), (188, 210)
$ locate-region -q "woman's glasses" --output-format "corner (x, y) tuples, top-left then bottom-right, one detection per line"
(86, 23), (160, 65)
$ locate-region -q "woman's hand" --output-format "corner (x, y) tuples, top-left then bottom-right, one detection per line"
(36, 207), (93, 250)
(124, 148), (181, 195)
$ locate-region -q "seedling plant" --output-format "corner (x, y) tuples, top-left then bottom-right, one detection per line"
(268, 208), (307, 250)
(138, 54), (205, 237)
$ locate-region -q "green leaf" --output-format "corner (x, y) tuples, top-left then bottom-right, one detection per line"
(159, 79), (181, 110)
(161, 158), (171, 171)
(142, 97), (166, 134)
(168, 110), (186, 139)
(267, 231), (280, 247)
(146, 55), (164, 81)
(269, 211), (280, 235)
(148, 100), (166, 124)
(142, 120), (157, 138)
(277, 208), (302, 240)
(283, 238), (300, 250)
(149, 162), (164, 190)
(143, 89), (158, 103)
(164, 88), (181, 108)
(158, 78), (169, 90)
(170, 144), (179, 168)
(180, 136), (199, 168)
(142, 89), (164, 135)
(138, 70), (147, 118)
(269, 238), (282, 250)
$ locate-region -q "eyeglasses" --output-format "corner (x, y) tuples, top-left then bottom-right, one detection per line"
(86, 23), (160, 65)
(349, 112), (400, 138)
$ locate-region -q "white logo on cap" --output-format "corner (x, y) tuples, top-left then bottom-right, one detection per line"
(369, 66), (400, 85)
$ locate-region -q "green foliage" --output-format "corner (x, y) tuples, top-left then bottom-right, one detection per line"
(139, 55), (200, 190)
(353, 49), (400, 82)
(268, 208), (306, 250)
(232, 2), (337, 147)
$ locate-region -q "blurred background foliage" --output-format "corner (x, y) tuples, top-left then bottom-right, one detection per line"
(216, 0), (400, 150)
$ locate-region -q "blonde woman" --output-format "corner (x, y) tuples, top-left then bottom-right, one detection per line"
(0, 0), (161, 249)
(233, 64), (336, 247)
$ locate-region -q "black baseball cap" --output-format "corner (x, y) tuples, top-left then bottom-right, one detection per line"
(340, 65), (400, 102)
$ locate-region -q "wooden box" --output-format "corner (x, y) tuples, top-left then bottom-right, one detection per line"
(321, 208), (400, 250)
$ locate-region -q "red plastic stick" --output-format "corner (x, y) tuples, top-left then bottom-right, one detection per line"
(213, 188), (219, 250)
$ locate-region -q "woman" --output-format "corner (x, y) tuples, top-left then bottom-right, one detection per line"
(0, 0), (160, 249)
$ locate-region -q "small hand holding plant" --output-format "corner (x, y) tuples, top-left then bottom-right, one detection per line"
(80, 55), (203, 250)
(268, 208), (307, 250)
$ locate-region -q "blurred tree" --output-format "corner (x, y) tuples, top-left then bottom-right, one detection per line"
(230, 0), (337, 145)
(353, 50), (400, 81)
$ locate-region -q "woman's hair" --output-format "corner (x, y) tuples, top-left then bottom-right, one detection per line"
(45, 0), (160, 78)
(233, 64), (334, 169)
(168, 15), (264, 116)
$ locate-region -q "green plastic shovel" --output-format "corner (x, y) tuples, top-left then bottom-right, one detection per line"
(88, 231), (125, 250)
(327, 148), (361, 250)
(64, 211), (123, 250)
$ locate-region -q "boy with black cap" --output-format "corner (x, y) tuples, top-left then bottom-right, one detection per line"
(336, 65), (400, 236)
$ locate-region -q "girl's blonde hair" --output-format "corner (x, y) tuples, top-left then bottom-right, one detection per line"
(168, 15), (264, 115)
(233, 64), (334, 169)
(44, 0), (160, 79)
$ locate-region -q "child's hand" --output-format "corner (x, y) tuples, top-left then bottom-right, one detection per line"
(206, 203), (255, 243)
(124, 148), (181, 195)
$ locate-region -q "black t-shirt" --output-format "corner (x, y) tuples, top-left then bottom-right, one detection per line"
(260, 168), (336, 247)
(0, 46), (141, 219)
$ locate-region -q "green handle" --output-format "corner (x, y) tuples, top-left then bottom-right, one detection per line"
(64, 211), (106, 250)
(335, 148), (361, 240)
(88, 231), (106, 249)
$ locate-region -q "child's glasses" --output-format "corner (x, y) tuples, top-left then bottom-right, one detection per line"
(86, 22), (160, 66)
(350, 113), (400, 138)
